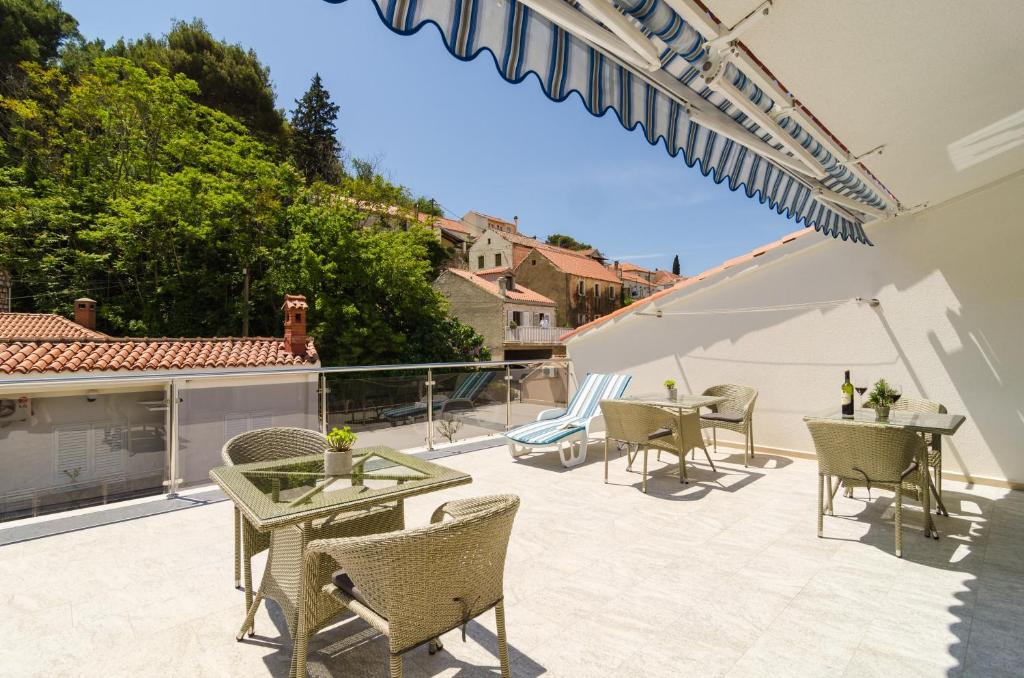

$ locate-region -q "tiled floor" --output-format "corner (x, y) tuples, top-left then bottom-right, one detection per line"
(1, 441), (1022, 677)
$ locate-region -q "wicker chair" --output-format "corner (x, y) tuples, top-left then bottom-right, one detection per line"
(700, 385), (758, 466)
(297, 494), (520, 678)
(221, 427), (330, 612)
(600, 400), (714, 493)
(806, 419), (925, 557)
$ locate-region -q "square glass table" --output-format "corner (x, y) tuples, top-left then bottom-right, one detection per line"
(210, 447), (472, 661)
(211, 446), (471, 532)
(803, 408), (966, 538)
(613, 393), (727, 410)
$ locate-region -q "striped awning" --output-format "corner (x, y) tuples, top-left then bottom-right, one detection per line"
(324, 0), (891, 244)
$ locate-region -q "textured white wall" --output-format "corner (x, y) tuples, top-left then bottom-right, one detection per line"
(568, 173), (1024, 485)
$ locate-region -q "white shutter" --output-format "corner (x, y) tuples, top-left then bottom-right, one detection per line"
(56, 426), (89, 478)
(93, 426), (126, 479)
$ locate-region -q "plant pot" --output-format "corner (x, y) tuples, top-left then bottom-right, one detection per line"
(873, 405), (890, 421)
(667, 388), (678, 401)
(325, 448), (353, 476)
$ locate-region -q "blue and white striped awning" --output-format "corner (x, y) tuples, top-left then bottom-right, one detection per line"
(324, 0), (891, 244)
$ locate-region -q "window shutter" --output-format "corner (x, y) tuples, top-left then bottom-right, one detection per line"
(93, 426), (127, 479)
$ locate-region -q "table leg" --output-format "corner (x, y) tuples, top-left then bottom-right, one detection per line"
(927, 471), (949, 517)
(920, 453), (937, 539)
(292, 520), (312, 678)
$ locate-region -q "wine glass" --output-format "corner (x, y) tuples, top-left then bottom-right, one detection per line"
(891, 383), (903, 404)
(855, 385), (868, 407)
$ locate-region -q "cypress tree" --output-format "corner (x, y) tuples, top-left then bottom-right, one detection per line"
(672, 254), (680, 276)
(291, 73), (343, 184)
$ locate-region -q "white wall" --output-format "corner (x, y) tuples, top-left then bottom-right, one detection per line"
(568, 172), (1024, 485)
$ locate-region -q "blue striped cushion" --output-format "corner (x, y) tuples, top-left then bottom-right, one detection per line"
(507, 373), (631, 445)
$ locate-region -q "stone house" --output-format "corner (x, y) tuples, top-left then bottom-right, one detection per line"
(433, 268), (558, 360)
(513, 247), (622, 328)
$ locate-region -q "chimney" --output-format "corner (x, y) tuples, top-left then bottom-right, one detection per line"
(281, 294), (308, 356)
(513, 215), (519, 232)
(497, 277), (508, 297)
(74, 298), (97, 330)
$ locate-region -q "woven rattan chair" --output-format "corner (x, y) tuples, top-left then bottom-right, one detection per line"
(297, 494), (520, 678)
(221, 427), (330, 611)
(806, 419), (925, 557)
(700, 385), (758, 467)
(893, 398), (947, 503)
(600, 400), (714, 493)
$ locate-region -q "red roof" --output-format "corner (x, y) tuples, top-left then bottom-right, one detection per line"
(434, 216), (472, 235)
(475, 266), (511, 278)
(0, 313), (107, 340)
(561, 227), (815, 341)
(618, 262), (652, 274)
(619, 271), (656, 286)
(530, 247), (621, 284)
(0, 336), (318, 375)
(445, 269), (555, 306)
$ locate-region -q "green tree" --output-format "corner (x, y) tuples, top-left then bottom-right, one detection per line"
(272, 195), (488, 364)
(112, 19), (288, 151)
(546, 233), (592, 251)
(672, 254), (680, 275)
(0, 0), (79, 84)
(291, 73), (342, 185)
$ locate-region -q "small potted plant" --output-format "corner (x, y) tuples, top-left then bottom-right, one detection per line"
(325, 426), (357, 476)
(866, 379), (898, 420)
(664, 379), (678, 401)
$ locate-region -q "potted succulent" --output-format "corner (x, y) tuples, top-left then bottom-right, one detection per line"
(866, 379), (898, 420)
(664, 379), (678, 401)
(325, 426), (358, 476)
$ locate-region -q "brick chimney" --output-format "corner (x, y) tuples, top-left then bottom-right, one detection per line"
(281, 294), (308, 356)
(74, 298), (97, 330)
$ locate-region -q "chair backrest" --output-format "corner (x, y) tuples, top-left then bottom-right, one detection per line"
(892, 397), (946, 415)
(600, 400), (703, 452)
(702, 384), (758, 418)
(451, 370), (495, 400)
(220, 426), (328, 466)
(566, 373), (632, 420)
(326, 494), (520, 653)
(806, 420), (923, 483)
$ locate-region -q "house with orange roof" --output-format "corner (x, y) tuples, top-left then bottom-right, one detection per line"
(433, 268), (562, 360)
(460, 210), (519, 239)
(0, 295), (320, 520)
(513, 246), (623, 328)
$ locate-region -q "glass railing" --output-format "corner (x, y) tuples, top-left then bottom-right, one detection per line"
(0, 359), (569, 523)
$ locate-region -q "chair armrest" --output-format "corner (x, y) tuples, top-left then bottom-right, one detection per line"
(537, 408), (566, 421)
(430, 495), (511, 524)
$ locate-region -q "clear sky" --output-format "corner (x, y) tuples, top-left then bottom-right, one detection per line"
(62, 0), (802, 275)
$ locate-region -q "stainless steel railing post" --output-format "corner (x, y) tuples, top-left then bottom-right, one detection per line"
(319, 372), (328, 434)
(505, 365), (512, 430)
(426, 368), (434, 450)
(163, 379), (182, 498)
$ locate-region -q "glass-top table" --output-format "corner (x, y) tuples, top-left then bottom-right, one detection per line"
(210, 446), (472, 532)
(613, 393), (727, 409)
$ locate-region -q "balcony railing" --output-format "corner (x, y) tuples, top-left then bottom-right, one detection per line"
(504, 325), (571, 344)
(0, 358), (572, 522)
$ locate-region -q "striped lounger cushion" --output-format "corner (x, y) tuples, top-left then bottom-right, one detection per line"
(507, 373), (631, 445)
(381, 371), (494, 420)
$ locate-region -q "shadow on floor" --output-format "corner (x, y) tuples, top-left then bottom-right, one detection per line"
(820, 484), (1024, 676)
(249, 599), (547, 677)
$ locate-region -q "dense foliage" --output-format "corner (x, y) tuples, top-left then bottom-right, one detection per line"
(546, 233), (592, 251)
(0, 2), (488, 364)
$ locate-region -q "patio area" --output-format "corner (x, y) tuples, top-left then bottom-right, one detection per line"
(2, 440), (1021, 677)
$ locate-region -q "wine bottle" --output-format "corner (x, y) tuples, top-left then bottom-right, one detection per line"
(841, 370), (854, 418)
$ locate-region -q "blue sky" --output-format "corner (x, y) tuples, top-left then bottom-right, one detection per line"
(63, 0), (801, 274)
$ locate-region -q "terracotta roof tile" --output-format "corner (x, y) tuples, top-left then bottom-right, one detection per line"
(529, 247), (622, 284)
(0, 313), (107, 340)
(445, 269), (555, 306)
(0, 335), (318, 375)
(561, 227), (816, 341)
